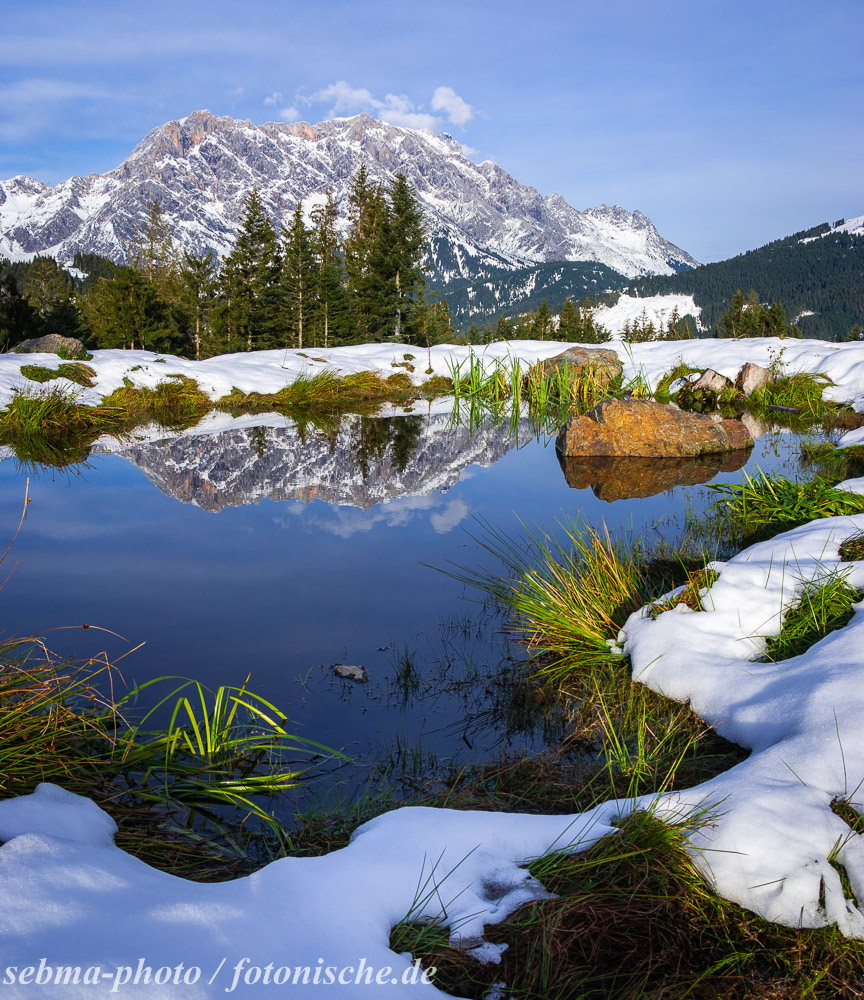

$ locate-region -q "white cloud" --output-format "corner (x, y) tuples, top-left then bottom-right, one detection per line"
(377, 94), (439, 131)
(263, 91), (283, 107)
(310, 81), (379, 117)
(301, 81), (478, 133)
(431, 86), (475, 128)
(279, 106), (300, 122)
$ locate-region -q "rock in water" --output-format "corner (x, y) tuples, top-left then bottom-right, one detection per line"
(735, 362), (772, 396)
(555, 398), (752, 458)
(12, 334), (85, 356)
(537, 346), (623, 390)
(330, 663), (368, 683)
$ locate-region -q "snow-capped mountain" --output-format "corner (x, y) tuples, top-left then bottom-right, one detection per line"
(0, 110), (697, 282)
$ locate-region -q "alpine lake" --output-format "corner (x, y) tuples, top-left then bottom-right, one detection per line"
(0, 400), (822, 821)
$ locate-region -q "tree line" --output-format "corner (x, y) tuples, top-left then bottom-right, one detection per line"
(626, 225), (864, 341)
(0, 169), (455, 357)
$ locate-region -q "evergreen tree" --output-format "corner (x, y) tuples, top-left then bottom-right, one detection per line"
(309, 191), (346, 348)
(280, 204), (318, 349)
(0, 265), (39, 349)
(20, 256), (70, 318)
(129, 201), (178, 297)
(558, 296), (579, 340)
(220, 189), (281, 350)
(494, 314), (514, 341)
(83, 265), (180, 352)
(343, 166), (386, 342)
(178, 250), (216, 360)
(380, 172), (427, 341)
(532, 299), (552, 340)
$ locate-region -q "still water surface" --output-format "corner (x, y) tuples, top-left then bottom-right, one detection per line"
(0, 409), (812, 796)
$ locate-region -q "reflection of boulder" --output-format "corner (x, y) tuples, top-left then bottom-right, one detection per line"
(558, 450), (750, 501)
(556, 398), (752, 458)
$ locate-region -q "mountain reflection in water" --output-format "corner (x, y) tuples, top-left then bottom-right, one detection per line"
(93, 411), (539, 512)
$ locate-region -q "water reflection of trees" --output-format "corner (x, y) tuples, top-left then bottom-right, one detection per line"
(349, 416), (424, 479)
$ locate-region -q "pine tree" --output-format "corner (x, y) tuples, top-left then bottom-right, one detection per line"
(558, 296), (579, 340)
(309, 191), (346, 348)
(83, 265), (179, 352)
(280, 204), (318, 349)
(381, 172), (427, 341)
(220, 189), (281, 350)
(532, 299), (552, 340)
(20, 256), (70, 318)
(178, 250), (216, 360)
(0, 265), (39, 349)
(718, 290), (747, 339)
(129, 201), (178, 294)
(343, 166), (386, 342)
(494, 315), (514, 341)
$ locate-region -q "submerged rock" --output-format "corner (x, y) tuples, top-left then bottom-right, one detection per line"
(330, 663), (368, 683)
(536, 345), (623, 389)
(555, 398), (752, 458)
(12, 334), (85, 356)
(559, 450), (750, 501)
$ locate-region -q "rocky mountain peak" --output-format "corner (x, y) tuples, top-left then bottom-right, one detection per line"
(0, 110), (698, 281)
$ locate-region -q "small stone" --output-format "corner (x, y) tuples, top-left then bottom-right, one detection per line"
(735, 362), (772, 396)
(689, 369), (734, 393)
(330, 663), (368, 683)
(12, 334), (85, 357)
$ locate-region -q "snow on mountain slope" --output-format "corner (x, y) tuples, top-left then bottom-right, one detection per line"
(799, 215), (864, 243)
(0, 110), (697, 281)
(593, 293), (702, 337)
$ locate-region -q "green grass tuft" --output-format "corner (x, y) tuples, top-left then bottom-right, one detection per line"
(762, 569), (862, 661)
(707, 471), (864, 534)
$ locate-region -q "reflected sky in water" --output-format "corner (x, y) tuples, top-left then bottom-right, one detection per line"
(0, 412), (813, 791)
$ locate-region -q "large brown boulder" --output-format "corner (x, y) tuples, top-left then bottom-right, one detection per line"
(555, 398), (753, 458)
(537, 346), (622, 389)
(558, 450), (750, 501)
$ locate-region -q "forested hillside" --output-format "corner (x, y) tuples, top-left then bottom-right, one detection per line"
(625, 224), (864, 340)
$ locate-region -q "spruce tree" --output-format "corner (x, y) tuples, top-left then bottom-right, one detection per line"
(221, 189), (281, 350)
(532, 299), (552, 340)
(343, 166), (386, 342)
(558, 296), (579, 340)
(310, 191), (346, 348)
(178, 250), (216, 360)
(280, 204), (318, 349)
(381, 172), (427, 341)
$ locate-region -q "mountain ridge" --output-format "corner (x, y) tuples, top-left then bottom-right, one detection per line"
(0, 109), (697, 284)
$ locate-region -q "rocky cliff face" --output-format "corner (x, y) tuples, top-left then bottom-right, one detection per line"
(93, 411), (538, 512)
(0, 110), (697, 282)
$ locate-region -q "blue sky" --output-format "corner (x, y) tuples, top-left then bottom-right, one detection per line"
(1, 0), (861, 262)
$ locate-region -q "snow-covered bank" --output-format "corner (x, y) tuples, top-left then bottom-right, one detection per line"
(4, 490), (864, 994)
(1, 336), (863, 412)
